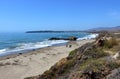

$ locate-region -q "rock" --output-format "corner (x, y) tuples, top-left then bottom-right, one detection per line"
(68, 36), (77, 41)
(106, 68), (120, 79)
(19, 53), (22, 55)
(49, 37), (63, 40)
(49, 36), (77, 41)
(112, 51), (120, 59)
(96, 38), (105, 47)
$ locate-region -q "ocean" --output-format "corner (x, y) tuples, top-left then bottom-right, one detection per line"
(0, 32), (98, 56)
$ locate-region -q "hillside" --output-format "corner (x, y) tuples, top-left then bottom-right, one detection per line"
(25, 32), (120, 79)
(88, 26), (120, 32)
(26, 31), (85, 33)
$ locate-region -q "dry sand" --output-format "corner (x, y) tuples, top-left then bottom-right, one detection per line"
(0, 39), (94, 79)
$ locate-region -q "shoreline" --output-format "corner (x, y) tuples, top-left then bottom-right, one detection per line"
(0, 41), (68, 57)
(0, 41), (68, 60)
(0, 42), (67, 60)
(0, 39), (94, 79)
(0, 33), (98, 57)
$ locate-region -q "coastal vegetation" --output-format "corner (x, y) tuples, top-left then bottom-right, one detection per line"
(25, 32), (120, 79)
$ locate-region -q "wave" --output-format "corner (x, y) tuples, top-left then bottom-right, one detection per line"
(0, 40), (68, 56)
(0, 49), (7, 54)
(77, 34), (98, 40)
(0, 34), (98, 56)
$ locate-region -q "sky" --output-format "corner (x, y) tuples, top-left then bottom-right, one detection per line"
(0, 0), (120, 32)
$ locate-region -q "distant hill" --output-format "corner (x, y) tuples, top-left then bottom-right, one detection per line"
(26, 26), (120, 33)
(88, 26), (120, 32)
(26, 30), (85, 33)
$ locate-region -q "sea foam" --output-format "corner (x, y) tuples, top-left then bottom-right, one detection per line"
(77, 34), (98, 40)
(0, 40), (68, 56)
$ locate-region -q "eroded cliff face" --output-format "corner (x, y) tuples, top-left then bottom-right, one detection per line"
(25, 41), (120, 79)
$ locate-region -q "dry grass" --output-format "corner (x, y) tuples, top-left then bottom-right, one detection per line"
(103, 38), (118, 49)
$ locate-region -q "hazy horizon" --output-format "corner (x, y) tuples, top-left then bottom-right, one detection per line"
(0, 0), (120, 32)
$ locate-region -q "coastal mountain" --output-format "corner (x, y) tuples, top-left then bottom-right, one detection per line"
(26, 31), (85, 33)
(26, 26), (120, 33)
(88, 26), (120, 32)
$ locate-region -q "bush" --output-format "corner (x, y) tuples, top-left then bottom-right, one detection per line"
(109, 38), (118, 46)
(79, 59), (120, 79)
(104, 38), (118, 48)
(84, 48), (109, 58)
(69, 49), (77, 56)
(107, 62), (120, 69)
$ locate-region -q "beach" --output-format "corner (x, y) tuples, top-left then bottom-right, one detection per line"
(0, 39), (94, 79)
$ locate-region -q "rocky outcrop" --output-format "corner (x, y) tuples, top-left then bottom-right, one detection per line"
(49, 36), (77, 41)
(69, 36), (78, 41)
(112, 51), (120, 59)
(106, 68), (120, 79)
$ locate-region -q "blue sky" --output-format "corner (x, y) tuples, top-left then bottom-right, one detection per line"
(0, 0), (120, 32)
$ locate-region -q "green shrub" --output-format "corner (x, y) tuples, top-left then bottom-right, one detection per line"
(84, 48), (109, 58)
(61, 58), (75, 73)
(107, 62), (120, 69)
(79, 58), (120, 72)
(69, 49), (77, 56)
(103, 39), (109, 48)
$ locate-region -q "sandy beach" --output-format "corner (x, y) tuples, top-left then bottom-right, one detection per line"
(0, 39), (94, 79)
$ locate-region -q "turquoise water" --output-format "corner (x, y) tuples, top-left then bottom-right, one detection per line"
(0, 32), (97, 56)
